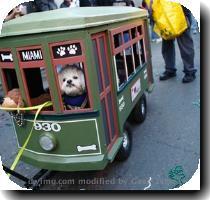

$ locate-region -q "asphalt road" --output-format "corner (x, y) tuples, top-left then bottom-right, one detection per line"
(0, 32), (200, 190)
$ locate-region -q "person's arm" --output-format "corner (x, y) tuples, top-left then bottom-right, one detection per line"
(4, 8), (21, 22)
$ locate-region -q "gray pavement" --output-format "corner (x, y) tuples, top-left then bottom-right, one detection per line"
(0, 32), (200, 190)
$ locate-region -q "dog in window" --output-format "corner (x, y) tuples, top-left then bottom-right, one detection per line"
(58, 64), (88, 110)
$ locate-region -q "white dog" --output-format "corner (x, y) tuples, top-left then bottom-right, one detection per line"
(58, 64), (87, 109)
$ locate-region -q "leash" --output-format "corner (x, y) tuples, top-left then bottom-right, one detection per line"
(0, 101), (53, 177)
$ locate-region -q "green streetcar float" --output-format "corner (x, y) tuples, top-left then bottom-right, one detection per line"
(0, 7), (154, 172)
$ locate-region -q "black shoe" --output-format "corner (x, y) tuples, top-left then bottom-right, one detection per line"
(159, 71), (176, 81)
(182, 74), (196, 83)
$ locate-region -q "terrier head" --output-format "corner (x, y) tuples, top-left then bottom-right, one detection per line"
(58, 64), (86, 97)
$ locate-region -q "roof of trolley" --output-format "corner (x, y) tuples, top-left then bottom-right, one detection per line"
(0, 7), (148, 38)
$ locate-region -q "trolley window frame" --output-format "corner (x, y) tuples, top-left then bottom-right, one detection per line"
(110, 21), (147, 91)
(0, 48), (19, 93)
(17, 45), (55, 113)
(91, 32), (119, 151)
(49, 40), (94, 114)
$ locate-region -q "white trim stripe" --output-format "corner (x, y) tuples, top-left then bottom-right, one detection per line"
(14, 118), (102, 158)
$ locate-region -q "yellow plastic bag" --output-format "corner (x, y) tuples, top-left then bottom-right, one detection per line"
(145, 0), (188, 40)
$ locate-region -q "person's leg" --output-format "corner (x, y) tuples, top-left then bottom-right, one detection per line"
(177, 27), (197, 83)
(159, 39), (177, 80)
(191, 13), (198, 34)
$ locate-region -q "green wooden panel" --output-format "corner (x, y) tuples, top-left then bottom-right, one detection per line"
(15, 118), (101, 156)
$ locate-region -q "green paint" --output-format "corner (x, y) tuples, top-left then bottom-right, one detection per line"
(169, 166), (186, 188)
(1, 7), (148, 37)
(107, 137), (123, 162)
(0, 7), (153, 172)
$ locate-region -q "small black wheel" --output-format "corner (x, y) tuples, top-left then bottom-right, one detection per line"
(132, 93), (147, 124)
(115, 123), (132, 161)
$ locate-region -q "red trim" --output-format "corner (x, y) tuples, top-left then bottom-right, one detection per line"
(20, 67), (56, 114)
(96, 36), (113, 141)
(16, 45), (55, 113)
(91, 32), (119, 151)
(0, 63), (14, 68)
(52, 56), (86, 66)
(113, 35), (144, 55)
(129, 29), (136, 72)
(110, 22), (145, 55)
(49, 40), (93, 113)
(0, 48), (16, 94)
(141, 22), (146, 63)
(0, 69), (9, 93)
(141, 38), (147, 63)
(16, 45), (45, 68)
(109, 21), (147, 85)
(19, 68), (31, 107)
(18, 61), (45, 68)
(110, 21), (144, 36)
(0, 48), (14, 68)
(103, 33), (120, 143)
(107, 135), (118, 151)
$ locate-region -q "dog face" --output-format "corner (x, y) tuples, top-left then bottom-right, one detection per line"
(58, 64), (86, 96)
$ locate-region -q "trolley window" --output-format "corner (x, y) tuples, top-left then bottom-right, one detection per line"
(50, 40), (92, 113)
(17, 46), (53, 111)
(0, 49), (19, 92)
(110, 22), (147, 90)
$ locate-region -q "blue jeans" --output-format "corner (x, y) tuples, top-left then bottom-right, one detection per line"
(191, 14), (198, 31)
(150, 21), (160, 40)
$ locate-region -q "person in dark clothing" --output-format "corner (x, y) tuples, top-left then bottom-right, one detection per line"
(60, 0), (72, 8)
(159, 6), (197, 83)
(142, 0), (197, 83)
(124, 0), (135, 6)
(80, 0), (93, 7)
(113, 0), (135, 7)
(95, 0), (114, 6)
(34, 0), (58, 11)
(80, 0), (130, 7)
(80, 0), (114, 7)
(22, 1), (38, 14)
(129, 0), (135, 7)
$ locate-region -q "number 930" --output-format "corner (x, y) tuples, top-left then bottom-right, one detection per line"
(34, 122), (61, 133)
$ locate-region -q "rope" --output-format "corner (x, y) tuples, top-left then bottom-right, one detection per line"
(0, 101), (53, 177)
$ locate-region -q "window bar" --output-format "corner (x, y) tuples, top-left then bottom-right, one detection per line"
(113, 56), (120, 90)
(123, 50), (129, 81)
(79, 62), (83, 69)
(142, 38), (147, 63)
(131, 46), (136, 73)
(137, 41), (143, 68)
(120, 32), (124, 48)
(129, 29), (136, 73)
